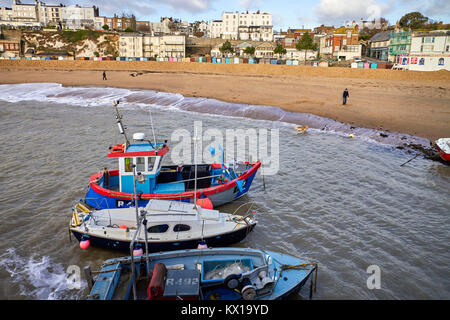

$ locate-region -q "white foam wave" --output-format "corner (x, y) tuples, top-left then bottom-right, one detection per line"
(0, 248), (86, 300)
(0, 83), (430, 149)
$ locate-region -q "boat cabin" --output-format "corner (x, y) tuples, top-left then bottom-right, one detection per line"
(107, 134), (185, 195)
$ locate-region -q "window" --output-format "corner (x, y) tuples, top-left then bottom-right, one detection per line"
(136, 157), (145, 172)
(147, 224), (169, 233)
(173, 224), (191, 232)
(147, 157), (155, 171)
(446, 45), (449, 52)
(124, 157), (133, 172)
(438, 58), (444, 66)
(419, 58), (425, 65)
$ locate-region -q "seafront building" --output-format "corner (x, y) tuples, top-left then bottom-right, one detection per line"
(407, 30), (450, 71)
(209, 11), (273, 42)
(368, 31), (391, 61)
(0, 0), (98, 29)
(389, 29), (412, 63)
(322, 25), (361, 60)
(119, 33), (185, 59)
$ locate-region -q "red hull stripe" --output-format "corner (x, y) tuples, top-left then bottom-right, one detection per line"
(436, 146), (450, 161)
(89, 161), (262, 200)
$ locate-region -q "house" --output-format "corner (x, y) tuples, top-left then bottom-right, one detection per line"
(0, 26), (20, 58)
(324, 26), (361, 60)
(368, 31), (391, 61)
(389, 28), (412, 64)
(406, 30), (450, 71)
(0, 38), (20, 57)
(285, 48), (316, 60)
(211, 11), (273, 42)
(255, 42), (275, 58)
(119, 33), (185, 59)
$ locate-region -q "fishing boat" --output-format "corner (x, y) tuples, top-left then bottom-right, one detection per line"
(435, 138), (450, 161)
(70, 199), (257, 252)
(85, 247), (318, 300)
(84, 101), (261, 210)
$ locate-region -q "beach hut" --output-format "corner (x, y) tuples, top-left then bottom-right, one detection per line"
(364, 62), (370, 68)
(357, 62), (364, 68)
(225, 58), (230, 64)
(217, 58), (222, 63)
(370, 63), (378, 69)
(234, 57), (240, 64)
(243, 58), (249, 64)
(212, 57), (217, 63)
(270, 59), (277, 65)
(293, 60), (299, 65)
(351, 62), (358, 68)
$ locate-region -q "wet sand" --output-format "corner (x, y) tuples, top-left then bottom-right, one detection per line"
(1, 60), (449, 141)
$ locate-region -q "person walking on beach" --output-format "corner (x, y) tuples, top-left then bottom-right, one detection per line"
(103, 71), (107, 81)
(342, 88), (349, 105)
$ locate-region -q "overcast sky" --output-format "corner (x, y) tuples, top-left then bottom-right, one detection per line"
(1, 0), (449, 30)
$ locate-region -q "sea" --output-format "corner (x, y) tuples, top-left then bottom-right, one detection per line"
(0, 83), (448, 300)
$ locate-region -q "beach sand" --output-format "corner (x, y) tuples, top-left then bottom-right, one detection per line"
(1, 60), (449, 142)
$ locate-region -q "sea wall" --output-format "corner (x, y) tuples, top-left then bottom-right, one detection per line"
(1, 59), (450, 82)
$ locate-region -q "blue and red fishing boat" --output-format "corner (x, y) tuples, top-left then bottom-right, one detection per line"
(83, 101), (261, 210)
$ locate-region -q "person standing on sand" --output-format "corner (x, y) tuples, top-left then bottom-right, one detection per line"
(343, 88), (349, 105)
(103, 71), (107, 81)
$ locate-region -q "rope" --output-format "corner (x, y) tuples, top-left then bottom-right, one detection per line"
(281, 262), (318, 294)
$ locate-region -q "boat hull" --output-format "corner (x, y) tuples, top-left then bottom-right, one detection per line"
(87, 248), (316, 300)
(435, 138), (450, 161)
(85, 162), (261, 209)
(71, 224), (256, 253)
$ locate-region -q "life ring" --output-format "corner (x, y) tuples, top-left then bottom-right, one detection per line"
(110, 144), (125, 153)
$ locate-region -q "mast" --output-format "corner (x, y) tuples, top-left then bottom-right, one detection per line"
(113, 100), (130, 148)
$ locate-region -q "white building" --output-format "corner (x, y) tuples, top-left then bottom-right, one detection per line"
(1, 1), (96, 28)
(285, 48), (317, 60)
(119, 33), (185, 59)
(61, 5), (95, 29)
(406, 31), (450, 71)
(151, 18), (171, 35)
(210, 11), (273, 42)
(209, 20), (222, 38)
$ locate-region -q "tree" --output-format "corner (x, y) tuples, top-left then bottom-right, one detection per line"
(399, 12), (429, 30)
(102, 24), (109, 31)
(219, 41), (234, 55)
(273, 44), (286, 58)
(243, 46), (255, 56)
(296, 31), (317, 62)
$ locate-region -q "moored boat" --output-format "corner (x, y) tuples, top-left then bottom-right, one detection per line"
(85, 247), (318, 300)
(435, 138), (450, 161)
(84, 101), (261, 210)
(70, 199), (257, 252)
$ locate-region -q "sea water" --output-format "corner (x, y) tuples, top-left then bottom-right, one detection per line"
(0, 83), (448, 299)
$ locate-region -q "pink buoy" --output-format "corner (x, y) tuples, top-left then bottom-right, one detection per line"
(133, 248), (144, 256)
(80, 239), (90, 250)
(197, 242), (208, 249)
(196, 198), (213, 210)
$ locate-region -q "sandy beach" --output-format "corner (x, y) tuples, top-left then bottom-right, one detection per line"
(1, 60), (449, 142)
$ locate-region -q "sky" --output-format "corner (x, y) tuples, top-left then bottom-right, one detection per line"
(1, 0), (449, 30)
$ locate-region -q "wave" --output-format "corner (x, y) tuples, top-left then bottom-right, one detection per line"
(0, 248), (86, 300)
(0, 83), (431, 149)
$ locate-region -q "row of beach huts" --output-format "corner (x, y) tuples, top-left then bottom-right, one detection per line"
(0, 55), (393, 69)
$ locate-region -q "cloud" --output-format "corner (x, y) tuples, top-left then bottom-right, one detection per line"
(237, 0), (263, 10)
(314, 0), (392, 25)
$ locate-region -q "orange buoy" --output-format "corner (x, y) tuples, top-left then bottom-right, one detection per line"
(119, 225), (127, 229)
(196, 198), (213, 210)
(110, 144), (125, 153)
